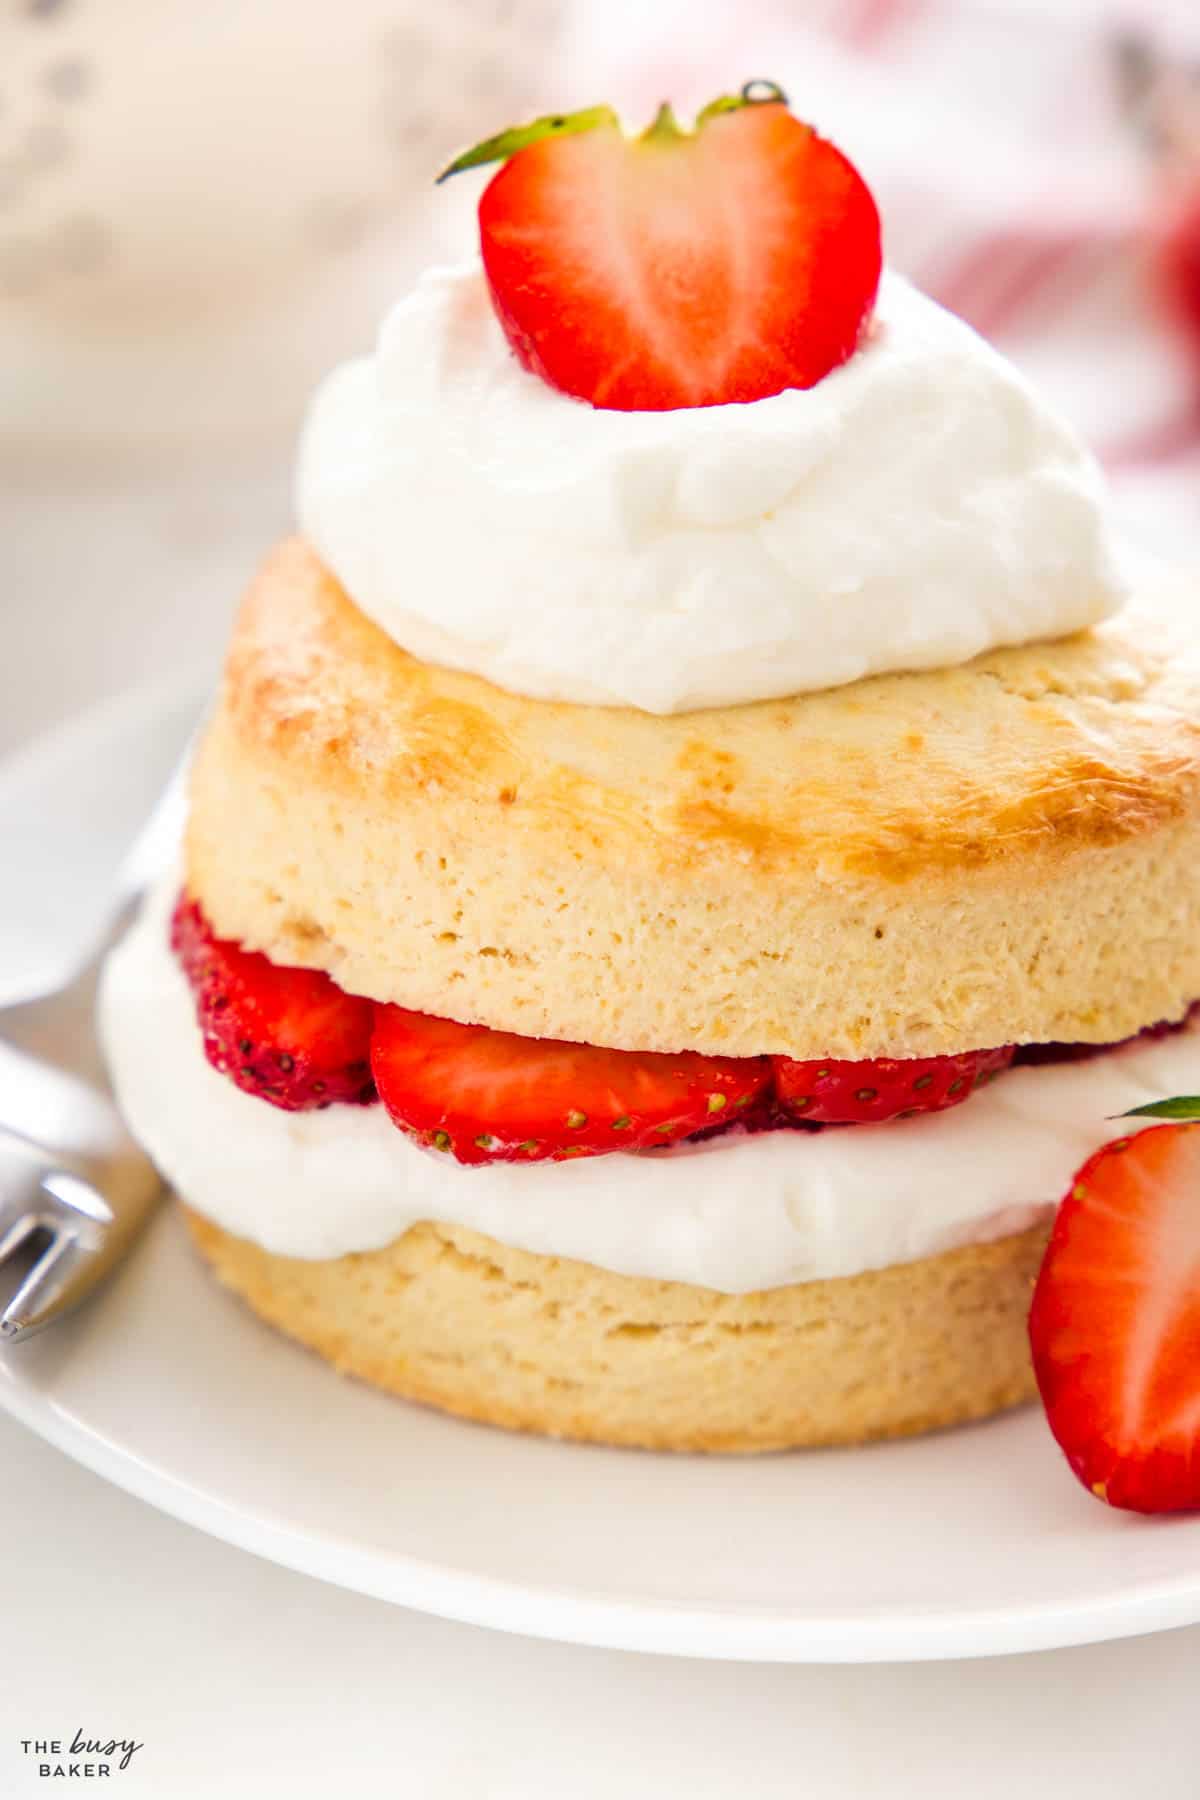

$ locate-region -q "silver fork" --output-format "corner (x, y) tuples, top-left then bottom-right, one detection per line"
(0, 756), (188, 1341)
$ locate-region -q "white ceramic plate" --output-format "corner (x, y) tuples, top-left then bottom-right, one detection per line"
(4, 681), (1200, 1665)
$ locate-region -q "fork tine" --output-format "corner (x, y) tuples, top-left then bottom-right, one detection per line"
(0, 1152), (111, 1339)
(0, 1209), (40, 1265)
(0, 1229), (83, 1341)
(0, 1143), (46, 1259)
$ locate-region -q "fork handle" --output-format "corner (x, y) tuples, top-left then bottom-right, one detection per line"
(0, 895), (136, 1082)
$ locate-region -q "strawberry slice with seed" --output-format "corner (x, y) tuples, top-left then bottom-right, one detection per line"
(171, 894), (376, 1111)
(1030, 1113), (1200, 1513)
(370, 1005), (770, 1165)
(441, 80), (881, 411)
(771, 1046), (1014, 1125)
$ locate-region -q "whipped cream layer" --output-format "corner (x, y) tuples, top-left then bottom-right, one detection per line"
(101, 879), (1199, 1291)
(296, 262), (1126, 715)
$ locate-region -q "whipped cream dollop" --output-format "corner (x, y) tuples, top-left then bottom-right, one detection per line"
(101, 880), (1198, 1291)
(296, 261), (1127, 714)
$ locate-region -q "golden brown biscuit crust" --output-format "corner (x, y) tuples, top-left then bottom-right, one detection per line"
(185, 538), (1200, 1057)
(184, 1207), (1046, 1452)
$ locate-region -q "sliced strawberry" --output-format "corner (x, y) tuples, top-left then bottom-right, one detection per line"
(1030, 1117), (1200, 1513)
(441, 81), (881, 411)
(771, 1046), (1014, 1125)
(370, 1005), (771, 1164)
(170, 894), (376, 1112)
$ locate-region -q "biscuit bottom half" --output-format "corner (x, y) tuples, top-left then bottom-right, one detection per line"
(183, 1207), (1048, 1452)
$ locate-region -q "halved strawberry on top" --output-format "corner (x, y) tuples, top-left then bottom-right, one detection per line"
(371, 1004), (771, 1165)
(440, 80), (882, 411)
(171, 895), (377, 1111)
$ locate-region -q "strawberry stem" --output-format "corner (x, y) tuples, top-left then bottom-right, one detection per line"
(642, 101), (683, 144)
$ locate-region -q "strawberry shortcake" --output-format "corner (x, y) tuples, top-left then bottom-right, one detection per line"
(101, 86), (1200, 1454)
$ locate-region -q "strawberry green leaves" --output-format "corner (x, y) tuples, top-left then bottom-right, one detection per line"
(1120, 1095), (1200, 1121)
(436, 82), (792, 184)
(436, 105), (619, 183)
